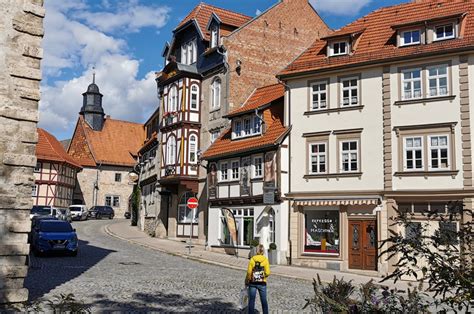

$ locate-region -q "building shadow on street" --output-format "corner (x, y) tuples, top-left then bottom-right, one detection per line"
(87, 291), (240, 312)
(24, 239), (116, 301)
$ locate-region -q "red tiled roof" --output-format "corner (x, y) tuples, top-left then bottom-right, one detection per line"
(71, 116), (145, 167)
(36, 128), (82, 169)
(226, 83), (285, 118)
(176, 3), (252, 40)
(279, 0), (474, 77)
(202, 120), (288, 159)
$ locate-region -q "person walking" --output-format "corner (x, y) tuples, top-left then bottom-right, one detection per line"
(245, 244), (270, 314)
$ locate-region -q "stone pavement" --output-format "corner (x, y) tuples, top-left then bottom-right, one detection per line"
(106, 219), (410, 290)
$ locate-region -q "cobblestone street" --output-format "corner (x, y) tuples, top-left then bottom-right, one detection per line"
(25, 219), (313, 312)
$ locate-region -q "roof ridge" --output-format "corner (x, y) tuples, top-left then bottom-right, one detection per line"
(39, 129), (65, 162)
(105, 117), (143, 126)
(199, 2), (252, 19)
(79, 116), (98, 164)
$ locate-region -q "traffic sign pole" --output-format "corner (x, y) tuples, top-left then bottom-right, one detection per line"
(187, 197), (198, 254)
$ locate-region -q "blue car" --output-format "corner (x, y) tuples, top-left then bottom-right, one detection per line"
(31, 220), (78, 256)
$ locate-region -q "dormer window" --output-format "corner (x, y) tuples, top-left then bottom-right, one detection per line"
(232, 115), (262, 139)
(434, 24), (455, 41)
(329, 41), (348, 56)
(181, 39), (197, 65)
(211, 26), (218, 48)
(400, 29), (420, 46)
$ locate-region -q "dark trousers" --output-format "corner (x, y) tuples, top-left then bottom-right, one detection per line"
(248, 284), (268, 314)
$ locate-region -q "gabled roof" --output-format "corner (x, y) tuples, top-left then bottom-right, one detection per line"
(175, 3), (252, 40)
(69, 116), (145, 167)
(226, 83), (285, 118)
(279, 0), (474, 77)
(36, 128), (82, 169)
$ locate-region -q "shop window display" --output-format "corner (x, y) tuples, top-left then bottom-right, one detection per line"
(304, 210), (339, 254)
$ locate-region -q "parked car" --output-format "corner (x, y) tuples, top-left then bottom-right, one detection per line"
(124, 211), (131, 219)
(31, 220), (78, 256)
(56, 207), (72, 223)
(69, 205), (88, 221)
(29, 216), (58, 243)
(30, 205), (55, 219)
(88, 206), (114, 219)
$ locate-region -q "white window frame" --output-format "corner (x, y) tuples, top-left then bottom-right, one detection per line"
(427, 65), (448, 97)
(434, 23), (455, 41)
(330, 41), (348, 56)
(169, 85), (178, 112)
(252, 155), (263, 178)
(231, 160), (240, 180)
(181, 43), (188, 65)
(210, 130), (220, 143)
(341, 77), (359, 106)
(189, 134), (198, 164)
(253, 116), (262, 134)
(211, 78), (221, 110)
(402, 68), (422, 100)
(112, 196), (120, 208)
(190, 85), (199, 110)
(428, 135), (449, 170)
(211, 26), (218, 48)
(243, 117), (251, 136)
(309, 142), (327, 174)
(166, 136), (176, 165)
(32, 184), (38, 197)
(233, 119), (242, 139)
(403, 136), (424, 171)
(340, 140), (359, 172)
(311, 81), (327, 110)
(400, 29), (421, 46)
(220, 162), (229, 181)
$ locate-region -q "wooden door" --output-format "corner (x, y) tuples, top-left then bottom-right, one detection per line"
(349, 219), (377, 271)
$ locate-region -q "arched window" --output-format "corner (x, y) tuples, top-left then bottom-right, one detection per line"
(190, 85), (199, 110)
(169, 85), (178, 112)
(211, 78), (221, 110)
(166, 136), (176, 165)
(189, 134), (197, 164)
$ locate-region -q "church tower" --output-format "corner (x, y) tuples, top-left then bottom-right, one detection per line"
(80, 72), (105, 131)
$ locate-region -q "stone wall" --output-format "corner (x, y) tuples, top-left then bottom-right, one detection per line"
(0, 0), (44, 305)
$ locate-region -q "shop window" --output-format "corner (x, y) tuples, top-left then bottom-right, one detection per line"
(220, 209), (254, 246)
(304, 209), (339, 254)
(437, 222), (458, 245)
(178, 192), (198, 223)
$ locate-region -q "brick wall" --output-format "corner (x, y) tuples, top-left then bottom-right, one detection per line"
(224, 0), (331, 109)
(0, 0), (45, 304)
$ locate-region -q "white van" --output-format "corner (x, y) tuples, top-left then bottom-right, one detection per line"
(69, 205), (88, 221)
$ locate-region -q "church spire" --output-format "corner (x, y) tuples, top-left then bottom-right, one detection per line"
(80, 68), (105, 131)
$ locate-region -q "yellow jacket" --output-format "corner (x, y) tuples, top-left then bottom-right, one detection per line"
(246, 254), (270, 284)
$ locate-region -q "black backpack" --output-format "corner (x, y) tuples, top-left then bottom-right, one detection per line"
(251, 261), (265, 283)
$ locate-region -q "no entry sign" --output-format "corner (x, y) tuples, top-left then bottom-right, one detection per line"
(187, 197), (199, 209)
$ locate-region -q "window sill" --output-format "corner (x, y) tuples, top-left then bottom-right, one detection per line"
(393, 170), (458, 178)
(304, 172), (362, 179)
(393, 95), (455, 106)
(304, 105), (364, 116)
(209, 107), (221, 113)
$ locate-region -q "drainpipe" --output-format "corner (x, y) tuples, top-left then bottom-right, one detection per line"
(278, 79), (292, 265)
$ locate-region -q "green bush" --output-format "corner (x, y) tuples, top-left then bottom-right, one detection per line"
(269, 243), (277, 250)
(250, 239), (259, 247)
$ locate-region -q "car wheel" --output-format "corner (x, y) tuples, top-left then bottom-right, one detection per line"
(109, 214), (114, 219)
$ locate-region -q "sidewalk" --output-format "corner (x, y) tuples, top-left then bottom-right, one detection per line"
(105, 220), (410, 290)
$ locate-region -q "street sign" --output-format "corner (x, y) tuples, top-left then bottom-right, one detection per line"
(187, 197), (198, 209)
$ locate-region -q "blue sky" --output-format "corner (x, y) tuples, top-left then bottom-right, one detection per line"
(41, 0), (408, 140)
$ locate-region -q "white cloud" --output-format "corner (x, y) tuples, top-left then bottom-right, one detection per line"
(309, 0), (372, 16)
(39, 0), (169, 138)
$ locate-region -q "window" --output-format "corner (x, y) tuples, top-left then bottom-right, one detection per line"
(404, 137), (423, 170)
(341, 78), (358, 106)
(311, 82), (327, 110)
(105, 196), (112, 206)
(253, 116), (262, 134)
(330, 41), (348, 56)
(253, 156), (263, 178)
(233, 120), (242, 138)
(221, 209), (254, 246)
(210, 130), (220, 143)
(32, 185), (37, 197)
(310, 143), (327, 174)
(405, 222), (422, 245)
(304, 209), (339, 254)
(340, 140), (358, 172)
(427, 65), (448, 97)
(34, 162), (41, 172)
(180, 40), (197, 65)
(220, 162), (229, 181)
(269, 208), (276, 244)
(401, 30), (420, 46)
(178, 192), (198, 223)
(211, 78), (221, 110)
(429, 135), (449, 170)
(211, 26), (218, 48)
(402, 69), (422, 100)
(113, 196), (120, 207)
(437, 222), (458, 245)
(181, 44), (188, 65)
(115, 173), (121, 182)
(169, 85), (178, 112)
(166, 136), (176, 165)
(434, 24), (455, 41)
(189, 134), (197, 164)
(231, 160), (240, 180)
(190, 85), (199, 110)
(243, 118), (251, 136)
